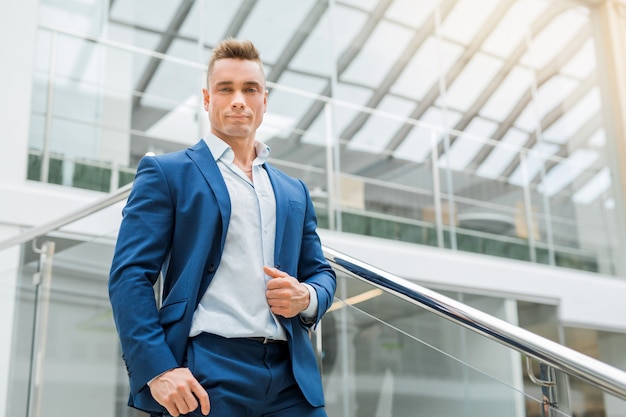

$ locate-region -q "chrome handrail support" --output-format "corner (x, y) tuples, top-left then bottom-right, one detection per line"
(526, 358), (572, 417)
(27, 240), (56, 417)
(323, 246), (626, 403)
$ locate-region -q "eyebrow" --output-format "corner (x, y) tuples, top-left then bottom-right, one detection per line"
(215, 80), (263, 87)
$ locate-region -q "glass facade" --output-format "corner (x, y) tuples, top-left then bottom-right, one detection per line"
(27, 0), (626, 276)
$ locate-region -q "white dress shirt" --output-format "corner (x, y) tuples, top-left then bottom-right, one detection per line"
(188, 134), (317, 340)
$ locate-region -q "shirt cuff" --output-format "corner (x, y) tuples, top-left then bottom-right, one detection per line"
(300, 283), (318, 320)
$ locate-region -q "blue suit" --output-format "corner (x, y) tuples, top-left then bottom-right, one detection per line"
(109, 140), (336, 415)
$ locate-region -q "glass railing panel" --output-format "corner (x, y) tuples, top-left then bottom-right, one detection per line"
(334, 101), (439, 242)
(1, 227), (128, 417)
(321, 271), (572, 417)
(0, 244), (36, 417)
(3, 213), (626, 417)
(538, 165), (615, 275)
(323, 258), (626, 416)
(33, 235), (122, 417)
(563, 327), (626, 416)
(322, 269), (626, 416)
(438, 129), (536, 257)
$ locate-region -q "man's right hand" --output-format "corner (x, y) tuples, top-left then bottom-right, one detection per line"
(148, 368), (210, 416)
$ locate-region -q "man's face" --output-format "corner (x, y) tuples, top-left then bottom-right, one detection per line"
(203, 58), (267, 142)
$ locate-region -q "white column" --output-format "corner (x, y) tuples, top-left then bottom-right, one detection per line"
(0, 1), (40, 416)
(591, 1), (626, 277)
(598, 332), (626, 417)
(0, 0), (38, 186)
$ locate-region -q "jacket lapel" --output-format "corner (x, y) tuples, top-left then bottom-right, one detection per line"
(185, 140), (231, 246)
(265, 164), (286, 262)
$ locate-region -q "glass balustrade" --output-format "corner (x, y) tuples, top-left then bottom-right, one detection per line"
(1, 233), (130, 417)
(2, 216), (626, 416)
(322, 270), (626, 417)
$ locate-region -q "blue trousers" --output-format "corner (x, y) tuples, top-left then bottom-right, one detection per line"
(185, 333), (327, 417)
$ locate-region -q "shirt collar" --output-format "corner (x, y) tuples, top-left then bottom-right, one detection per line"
(202, 133), (270, 166)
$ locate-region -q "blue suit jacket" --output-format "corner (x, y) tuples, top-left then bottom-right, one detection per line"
(109, 140), (336, 414)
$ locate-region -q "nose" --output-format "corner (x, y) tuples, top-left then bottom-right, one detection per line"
(231, 91), (245, 109)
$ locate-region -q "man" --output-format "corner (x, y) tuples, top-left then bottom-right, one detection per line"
(109, 38), (336, 417)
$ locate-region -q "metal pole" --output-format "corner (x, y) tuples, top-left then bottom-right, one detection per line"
(27, 240), (56, 417)
(520, 153), (538, 262)
(41, 32), (58, 184)
(430, 130), (445, 248)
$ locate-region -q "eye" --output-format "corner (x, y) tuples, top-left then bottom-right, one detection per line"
(246, 87), (258, 93)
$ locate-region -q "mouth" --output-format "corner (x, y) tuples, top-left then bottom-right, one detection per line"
(227, 113), (249, 120)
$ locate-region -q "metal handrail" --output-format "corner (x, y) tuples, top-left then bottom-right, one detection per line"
(2, 182), (626, 401)
(0, 183), (132, 251)
(324, 245), (626, 400)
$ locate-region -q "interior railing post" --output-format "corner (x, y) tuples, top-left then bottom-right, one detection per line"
(41, 31), (57, 184)
(27, 240), (56, 417)
(526, 358), (571, 417)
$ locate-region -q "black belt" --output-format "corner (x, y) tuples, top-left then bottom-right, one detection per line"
(244, 337), (287, 345)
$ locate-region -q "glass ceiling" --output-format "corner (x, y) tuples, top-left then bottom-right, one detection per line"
(38, 0), (612, 205)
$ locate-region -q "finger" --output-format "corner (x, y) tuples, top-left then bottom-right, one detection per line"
(178, 392), (198, 415)
(267, 294), (287, 306)
(165, 403), (180, 417)
(263, 265), (287, 278)
(266, 279), (288, 290)
(191, 380), (211, 415)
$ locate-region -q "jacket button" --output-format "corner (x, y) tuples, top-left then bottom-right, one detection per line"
(208, 264), (216, 272)
(275, 264), (281, 269)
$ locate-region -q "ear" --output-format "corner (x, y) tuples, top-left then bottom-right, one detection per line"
(202, 88), (210, 111)
(264, 89), (268, 113)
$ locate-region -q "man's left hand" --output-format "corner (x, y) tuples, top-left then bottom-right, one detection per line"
(264, 266), (309, 318)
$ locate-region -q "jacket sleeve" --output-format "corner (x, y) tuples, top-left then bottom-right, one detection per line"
(295, 179), (336, 324)
(108, 156), (180, 396)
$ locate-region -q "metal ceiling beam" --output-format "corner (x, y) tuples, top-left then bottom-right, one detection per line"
(385, 0), (547, 156)
(496, 71), (597, 184)
(479, 33), (595, 181)
(467, 23), (591, 173)
(273, 0), (395, 159)
(349, 0), (510, 177)
(354, 2), (595, 203)
(338, 0), (457, 144)
(221, 0), (257, 38)
(351, 2), (571, 183)
(530, 111), (602, 188)
(266, 0), (329, 84)
(131, 0), (195, 109)
(439, 5), (572, 150)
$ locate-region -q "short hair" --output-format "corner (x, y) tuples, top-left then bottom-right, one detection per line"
(206, 38), (265, 86)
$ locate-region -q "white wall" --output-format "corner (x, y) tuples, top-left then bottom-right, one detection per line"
(0, 0), (41, 415)
(0, 0), (38, 188)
